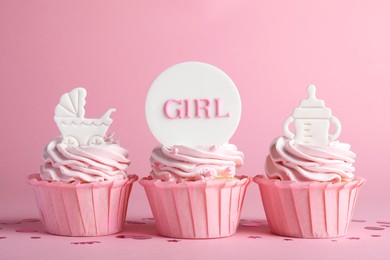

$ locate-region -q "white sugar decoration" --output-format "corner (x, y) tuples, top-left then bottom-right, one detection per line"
(54, 88), (116, 145)
(283, 85), (341, 146)
(145, 62), (241, 148)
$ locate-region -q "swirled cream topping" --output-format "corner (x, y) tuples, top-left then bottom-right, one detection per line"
(265, 137), (355, 183)
(40, 137), (130, 183)
(150, 144), (244, 182)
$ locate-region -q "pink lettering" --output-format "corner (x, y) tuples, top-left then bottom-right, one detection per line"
(183, 99), (190, 118)
(164, 99), (183, 119)
(163, 98), (231, 119)
(194, 99), (211, 118)
(215, 98), (231, 118)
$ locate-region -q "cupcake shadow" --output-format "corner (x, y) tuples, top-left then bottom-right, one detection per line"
(237, 219), (271, 237)
(119, 219), (159, 238)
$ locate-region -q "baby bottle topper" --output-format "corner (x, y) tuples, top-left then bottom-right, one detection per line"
(145, 62), (241, 148)
(283, 85), (341, 146)
(54, 87), (116, 146)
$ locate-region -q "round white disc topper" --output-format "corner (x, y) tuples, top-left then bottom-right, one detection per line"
(145, 61), (241, 148)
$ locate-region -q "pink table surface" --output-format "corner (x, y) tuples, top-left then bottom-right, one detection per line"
(1, 215), (389, 260)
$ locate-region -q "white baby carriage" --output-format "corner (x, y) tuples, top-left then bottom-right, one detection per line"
(54, 88), (115, 145)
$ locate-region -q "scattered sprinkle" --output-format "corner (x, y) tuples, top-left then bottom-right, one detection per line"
(377, 221), (390, 225)
(365, 227), (385, 231)
(116, 235), (152, 240)
(351, 219), (367, 223)
(248, 235), (262, 239)
(71, 241), (100, 245)
(15, 229), (38, 233)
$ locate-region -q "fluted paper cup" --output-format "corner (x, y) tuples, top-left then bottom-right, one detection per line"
(140, 175), (251, 239)
(253, 175), (365, 238)
(28, 174), (138, 237)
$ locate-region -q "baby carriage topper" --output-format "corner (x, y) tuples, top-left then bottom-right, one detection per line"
(54, 87), (115, 146)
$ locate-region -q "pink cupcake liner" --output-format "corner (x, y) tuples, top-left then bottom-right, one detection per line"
(253, 175), (365, 238)
(140, 175), (251, 239)
(28, 174), (138, 237)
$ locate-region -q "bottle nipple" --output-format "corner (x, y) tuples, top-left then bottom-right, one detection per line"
(299, 84), (325, 109)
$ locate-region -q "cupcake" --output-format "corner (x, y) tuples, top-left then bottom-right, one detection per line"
(254, 85), (365, 239)
(140, 62), (250, 239)
(29, 88), (138, 236)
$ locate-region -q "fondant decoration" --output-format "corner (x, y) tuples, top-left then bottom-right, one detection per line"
(283, 85), (341, 146)
(145, 62), (241, 148)
(54, 88), (115, 145)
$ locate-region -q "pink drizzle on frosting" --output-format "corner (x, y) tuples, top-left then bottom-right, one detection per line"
(265, 137), (355, 183)
(150, 144), (244, 182)
(40, 137), (130, 183)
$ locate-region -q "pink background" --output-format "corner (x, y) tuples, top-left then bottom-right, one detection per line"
(1, 0), (390, 258)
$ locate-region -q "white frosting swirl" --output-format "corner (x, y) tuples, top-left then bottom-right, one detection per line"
(40, 137), (130, 183)
(150, 144), (244, 182)
(265, 137), (355, 183)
